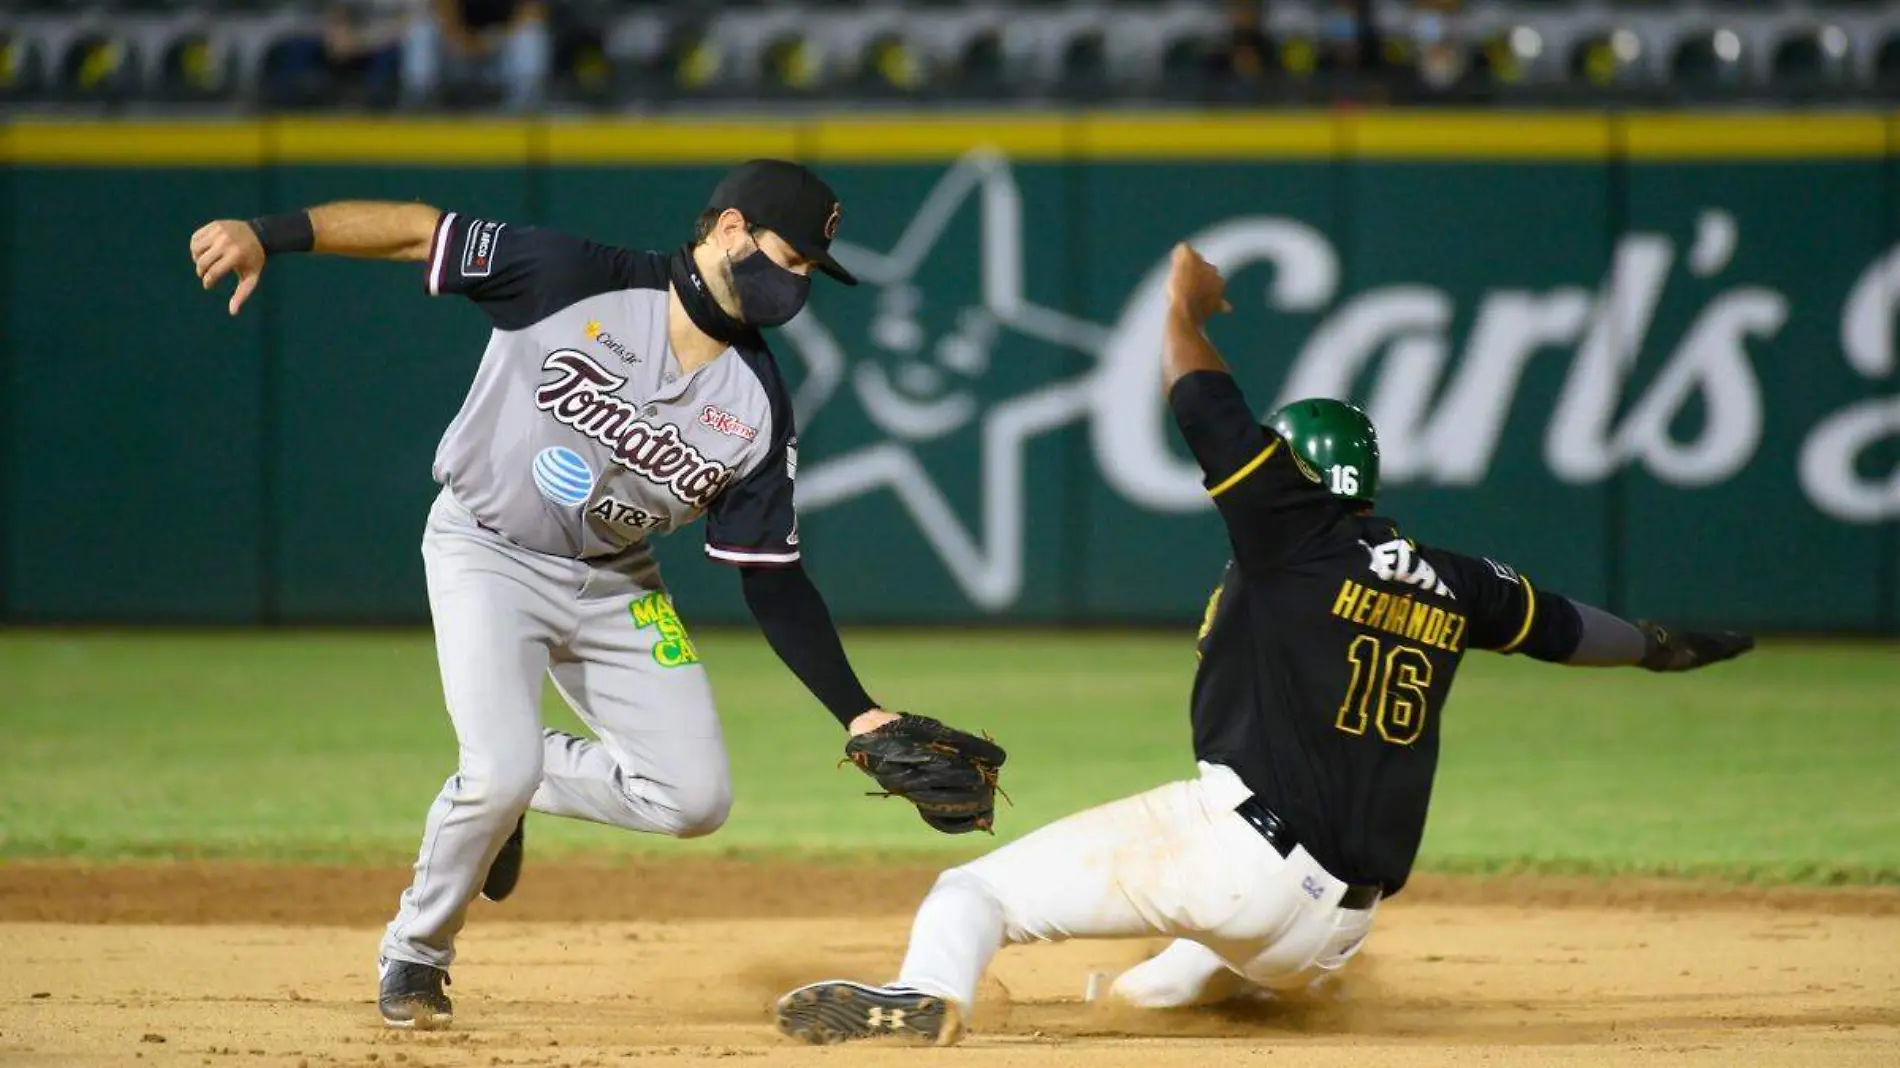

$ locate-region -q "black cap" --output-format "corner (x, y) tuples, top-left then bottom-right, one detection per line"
(706, 159), (857, 287)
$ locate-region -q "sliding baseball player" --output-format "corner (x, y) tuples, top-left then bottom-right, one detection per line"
(773, 244), (1754, 1045)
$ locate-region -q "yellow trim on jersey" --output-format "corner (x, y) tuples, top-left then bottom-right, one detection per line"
(1497, 576), (1539, 654)
(1207, 440), (1280, 499)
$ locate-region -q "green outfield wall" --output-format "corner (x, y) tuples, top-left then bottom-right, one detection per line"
(3, 113), (1896, 630)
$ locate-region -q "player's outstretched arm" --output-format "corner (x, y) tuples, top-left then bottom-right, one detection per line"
(1449, 552), (1753, 673)
(737, 562), (887, 731)
(190, 201), (442, 316)
(1156, 244), (1270, 482)
(1157, 243), (1339, 562)
(1537, 596), (1753, 672)
(738, 563), (1007, 835)
(1161, 243), (1235, 396)
(1552, 601), (1753, 672)
(1483, 581), (1753, 673)
(306, 201), (444, 260)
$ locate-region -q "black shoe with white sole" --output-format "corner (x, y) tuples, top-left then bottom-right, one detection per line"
(775, 981), (962, 1046)
(482, 816), (525, 903)
(379, 960), (453, 1030)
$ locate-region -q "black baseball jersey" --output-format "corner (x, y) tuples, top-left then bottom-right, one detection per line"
(424, 213), (801, 570)
(1171, 371), (1561, 895)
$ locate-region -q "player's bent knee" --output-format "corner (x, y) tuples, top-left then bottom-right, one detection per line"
(1108, 970), (1198, 1010)
(666, 777), (732, 840)
(929, 867), (996, 902)
(1107, 940), (1244, 1009)
(455, 752), (543, 814)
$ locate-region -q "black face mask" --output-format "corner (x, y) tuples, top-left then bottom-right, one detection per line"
(727, 245), (811, 327)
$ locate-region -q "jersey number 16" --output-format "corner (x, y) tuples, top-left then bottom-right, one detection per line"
(1337, 635), (1433, 746)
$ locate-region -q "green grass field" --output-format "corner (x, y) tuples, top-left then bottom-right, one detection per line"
(2, 630), (1896, 883)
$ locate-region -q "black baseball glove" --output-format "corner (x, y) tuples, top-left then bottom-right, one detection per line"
(845, 714), (1007, 835)
(1635, 620), (1756, 672)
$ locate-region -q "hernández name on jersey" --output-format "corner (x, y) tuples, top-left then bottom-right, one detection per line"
(536, 350), (736, 511)
(1329, 538), (1468, 654)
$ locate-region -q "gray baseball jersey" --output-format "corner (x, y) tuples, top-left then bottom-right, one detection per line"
(423, 211), (801, 571)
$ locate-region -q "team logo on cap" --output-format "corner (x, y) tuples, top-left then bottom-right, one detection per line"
(533, 446), (595, 507)
(823, 203), (841, 241)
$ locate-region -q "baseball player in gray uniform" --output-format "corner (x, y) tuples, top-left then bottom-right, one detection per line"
(189, 160), (997, 1030)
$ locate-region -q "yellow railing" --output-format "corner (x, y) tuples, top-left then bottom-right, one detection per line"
(2, 112), (1893, 166)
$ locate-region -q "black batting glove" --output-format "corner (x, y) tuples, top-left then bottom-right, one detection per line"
(1635, 620), (1755, 672)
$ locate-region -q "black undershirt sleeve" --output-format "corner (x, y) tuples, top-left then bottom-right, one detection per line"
(740, 564), (877, 728)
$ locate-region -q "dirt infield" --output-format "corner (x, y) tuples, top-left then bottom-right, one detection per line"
(3, 861), (1898, 1068)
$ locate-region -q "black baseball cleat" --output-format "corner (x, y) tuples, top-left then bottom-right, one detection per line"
(481, 816), (525, 903)
(379, 959), (453, 1030)
(775, 981), (962, 1046)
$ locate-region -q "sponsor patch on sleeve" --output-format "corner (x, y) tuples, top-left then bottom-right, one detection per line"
(698, 405), (758, 441)
(461, 220), (505, 278)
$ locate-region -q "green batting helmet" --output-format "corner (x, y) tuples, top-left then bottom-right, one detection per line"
(1265, 398), (1381, 506)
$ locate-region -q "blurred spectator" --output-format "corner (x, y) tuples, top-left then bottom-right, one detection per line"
(1312, 0), (1442, 103)
(1411, 0), (1468, 91)
(1317, 0), (1382, 76)
(1206, 0), (1277, 92)
(322, 0), (414, 107)
(403, 0), (550, 112)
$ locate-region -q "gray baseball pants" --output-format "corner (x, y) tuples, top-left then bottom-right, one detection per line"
(380, 489), (731, 969)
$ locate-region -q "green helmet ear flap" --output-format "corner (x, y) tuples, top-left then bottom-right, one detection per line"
(1264, 398), (1381, 505)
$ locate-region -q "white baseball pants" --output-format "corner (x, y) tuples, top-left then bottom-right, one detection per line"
(896, 762), (1378, 1011)
(380, 489), (731, 969)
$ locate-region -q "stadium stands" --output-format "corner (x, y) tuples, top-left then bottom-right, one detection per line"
(155, 27), (238, 100)
(58, 31), (140, 103)
(0, 0), (1896, 111)
(0, 29), (45, 99)
(1770, 26), (1852, 91)
(1879, 31), (1900, 87)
